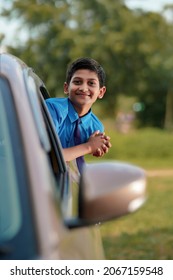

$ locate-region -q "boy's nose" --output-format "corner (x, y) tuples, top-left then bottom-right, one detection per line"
(79, 83), (88, 92)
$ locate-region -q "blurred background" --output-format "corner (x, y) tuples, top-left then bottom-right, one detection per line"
(1, 0), (173, 259)
(1, 0), (173, 130)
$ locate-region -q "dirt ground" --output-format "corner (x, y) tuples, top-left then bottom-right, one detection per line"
(147, 169), (173, 177)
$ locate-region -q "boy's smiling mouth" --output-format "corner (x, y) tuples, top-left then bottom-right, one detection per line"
(76, 92), (91, 97)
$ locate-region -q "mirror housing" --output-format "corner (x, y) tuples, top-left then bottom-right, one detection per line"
(78, 161), (147, 223)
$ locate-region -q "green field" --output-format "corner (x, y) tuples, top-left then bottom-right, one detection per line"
(88, 126), (173, 260)
(101, 175), (173, 259)
(102, 125), (173, 169)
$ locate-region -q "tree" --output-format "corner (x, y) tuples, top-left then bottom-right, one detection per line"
(1, 0), (77, 95)
(68, 0), (172, 128)
(1, 0), (173, 129)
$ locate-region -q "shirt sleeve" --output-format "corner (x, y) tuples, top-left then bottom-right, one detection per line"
(100, 123), (104, 133)
(45, 99), (62, 133)
(91, 113), (104, 133)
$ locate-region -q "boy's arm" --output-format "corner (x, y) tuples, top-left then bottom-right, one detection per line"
(62, 143), (93, 162)
(62, 131), (110, 162)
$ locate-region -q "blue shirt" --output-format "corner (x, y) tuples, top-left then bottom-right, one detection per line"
(45, 97), (104, 148)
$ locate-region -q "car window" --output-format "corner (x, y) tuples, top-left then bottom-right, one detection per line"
(0, 79), (21, 241)
(24, 71), (75, 218)
(24, 72), (66, 179)
(39, 86), (79, 218)
(25, 74), (51, 152)
(36, 83), (68, 190)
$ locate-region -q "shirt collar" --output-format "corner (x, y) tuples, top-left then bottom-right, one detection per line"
(68, 99), (79, 123)
(68, 98), (92, 124)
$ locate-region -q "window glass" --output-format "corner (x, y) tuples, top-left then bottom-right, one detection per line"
(0, 79), (21, 241)
(25, 74), (51, 152)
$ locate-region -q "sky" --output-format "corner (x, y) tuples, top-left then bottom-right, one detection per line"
(1, 0), (173, 50)
(125, 0), (173, 11)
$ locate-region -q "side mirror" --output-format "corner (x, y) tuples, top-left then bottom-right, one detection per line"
(79, 161), (147, 223)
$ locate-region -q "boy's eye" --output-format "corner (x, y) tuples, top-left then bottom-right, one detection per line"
(88, 81), (94, 86)
(72, 79), (97, 86)
(88, 81), (97, 86)
(73, 80), (81, 85)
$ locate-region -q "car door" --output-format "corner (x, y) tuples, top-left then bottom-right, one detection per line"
(24, 68), (105, 259)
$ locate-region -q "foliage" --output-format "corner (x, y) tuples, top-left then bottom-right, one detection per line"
(1, 0), (173, 128)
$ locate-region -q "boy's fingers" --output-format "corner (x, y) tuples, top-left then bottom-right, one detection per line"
(103, 139), (112, 148)
(102, 144), (109, 153)
(106, 142), (112, 148)
(93, 148), (104, 157)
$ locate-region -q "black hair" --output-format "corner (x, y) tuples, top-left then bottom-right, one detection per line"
(65, 57), (106, 87)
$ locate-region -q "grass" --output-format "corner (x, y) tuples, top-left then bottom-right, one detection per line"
(86, 125), (173, 169)
(87, 124), (173, 259)
(101, 176), (173, 259)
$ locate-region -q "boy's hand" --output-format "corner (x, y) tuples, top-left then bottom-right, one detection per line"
(89, 131), (111, 157)
(99, 132), (112, 148)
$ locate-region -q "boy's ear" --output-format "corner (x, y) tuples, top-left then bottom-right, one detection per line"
(64, 82), (69, 95)
(98, 86), (106, 99)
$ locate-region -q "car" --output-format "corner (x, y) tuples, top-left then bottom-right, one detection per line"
(0, 53), (147, 260)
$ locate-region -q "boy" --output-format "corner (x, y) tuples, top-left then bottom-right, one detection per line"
(46, 57), (111, 173)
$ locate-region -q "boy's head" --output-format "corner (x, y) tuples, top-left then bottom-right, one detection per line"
(65, 57), (106, 88)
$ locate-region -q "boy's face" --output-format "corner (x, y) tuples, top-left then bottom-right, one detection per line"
(64, 69), (106, 114)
